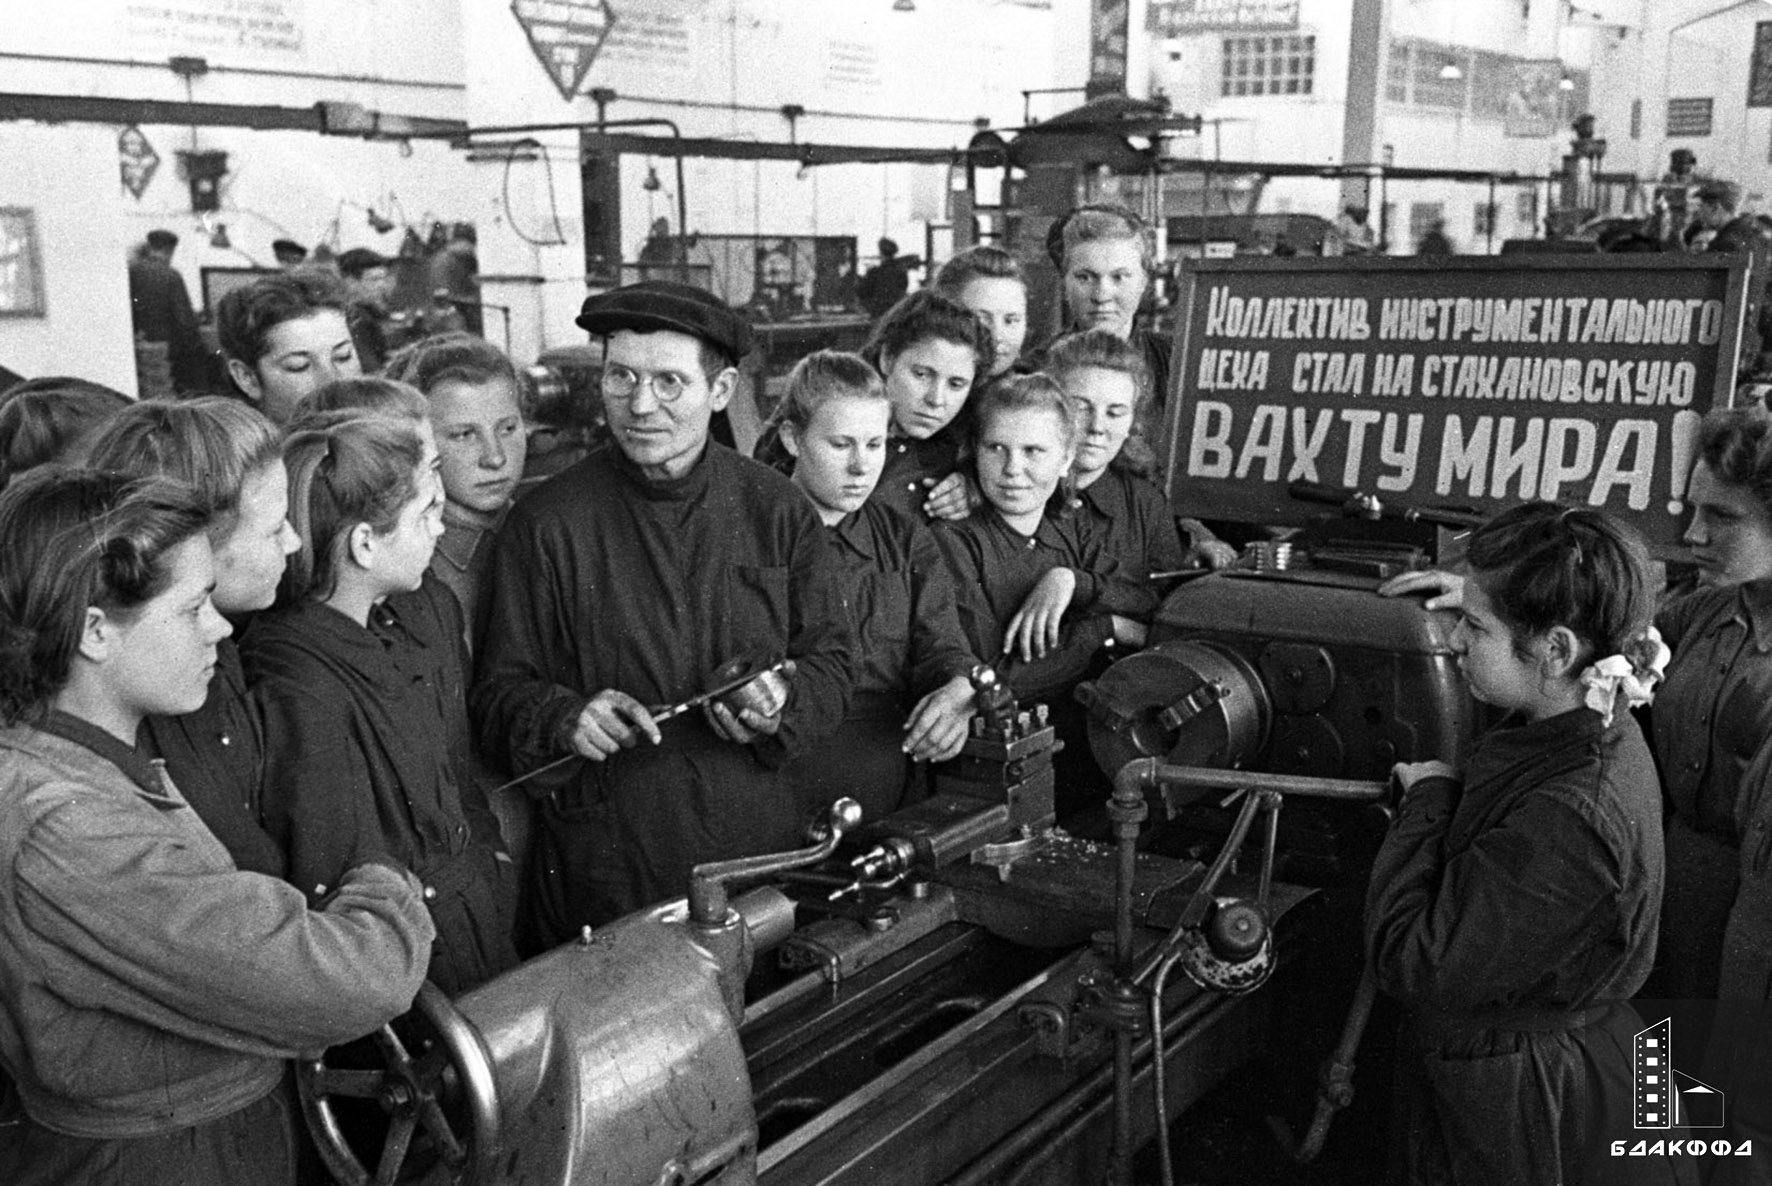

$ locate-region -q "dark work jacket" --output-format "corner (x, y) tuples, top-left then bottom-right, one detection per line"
(126, 256), (207, 392)
(1074, 465), (1185, 614)
(933, 504), (1155, 702)
(788, 501), (979, 822)
(471, 442), (855, 934)
(755, 422), (969, 524)
(138, 637), (284, 878)
(242, 585), (516, 996)
(1650, 578), (1772, 1000)
(1367, 707), (1684, 1186)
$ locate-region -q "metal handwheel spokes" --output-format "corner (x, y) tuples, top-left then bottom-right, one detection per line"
(298, 982), (501, 1186)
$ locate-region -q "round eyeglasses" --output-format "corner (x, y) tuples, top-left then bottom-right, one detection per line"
(600, 363), (696, 403)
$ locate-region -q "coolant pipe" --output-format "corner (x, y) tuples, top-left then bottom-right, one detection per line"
(1148, 950), (1187, 1186)
(1106, 764), (1152, 1186)
(1109, 759), (1152, 973)
(1122, 762), (1389, 806)
(1109, 760), (1387, 986)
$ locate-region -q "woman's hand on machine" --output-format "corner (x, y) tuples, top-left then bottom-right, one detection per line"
(569, 690), (662, 759)
(1188, 539), (1240, 570)
(1377, 569), (1465, 611)
(1390, 759), (1458, 800)
(903, 675), (976, 762)
(1006, 568), (1078, 661)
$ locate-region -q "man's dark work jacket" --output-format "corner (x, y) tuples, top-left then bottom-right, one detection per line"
(472, 441), (855, 942)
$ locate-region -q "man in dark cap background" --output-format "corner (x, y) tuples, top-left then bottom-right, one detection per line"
(336, 246), (399, 370)
(472, 281), (855, 945)
(1689, 179), (1772, 386)
(127, 228), (209, 396)
(856, 237), (917, 320)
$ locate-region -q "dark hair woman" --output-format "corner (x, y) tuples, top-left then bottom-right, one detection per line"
(0, 468), (433, 1186)
(242, 415), (518, 996)
(84, 396), (299, 876)
(1045, 330), (1237, 596)
(756, 290), (992, 522)
(766, 350), (980, 821)
(216, 268), (361, 425)
(1368, 502), (1677, 1186)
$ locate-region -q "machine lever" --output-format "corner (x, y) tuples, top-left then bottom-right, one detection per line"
(689, 798), (862, 925)
(1266, 960), (1379, 1163)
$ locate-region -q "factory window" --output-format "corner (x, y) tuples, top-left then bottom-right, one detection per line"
(1409, 202), (1445, 248)
(1516, 188), (1539, 226)
(1385, 45), (1409, 103)
(1389, 40), (1582, 129)
(1630, 98), (1642, 139)
(1470, 53), (1517, 120)
(1221, 35), (1316, 97)
(1411, 47), (1468, 109)
(1473, 201), (1498, 238)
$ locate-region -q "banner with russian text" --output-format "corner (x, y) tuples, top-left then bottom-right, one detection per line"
(1162, 256), (1752, 552)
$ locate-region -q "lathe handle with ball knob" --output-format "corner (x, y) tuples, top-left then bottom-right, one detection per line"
(689, 797), (863, 924)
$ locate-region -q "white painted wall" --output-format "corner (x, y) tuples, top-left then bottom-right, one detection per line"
(0, 124), (138, 393)
(1634, 0), (1772, 207)
(2, 0), (1097, 372)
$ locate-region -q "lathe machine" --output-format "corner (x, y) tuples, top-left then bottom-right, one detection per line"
(297, 551), (1474, 1186)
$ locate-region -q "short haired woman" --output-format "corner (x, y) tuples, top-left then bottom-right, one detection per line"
(243, 415), (518, 995)
(84, 397), (299, 876)
(216, 268), (361, 426)
(0, 468), (433, 1186)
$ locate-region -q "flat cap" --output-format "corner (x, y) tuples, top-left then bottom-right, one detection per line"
(577, 281), (752, 360)
(1695, 179), (1742, 209)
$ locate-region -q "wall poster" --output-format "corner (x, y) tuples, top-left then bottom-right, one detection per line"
(1163, 256), (1752, 553)
(0, 209), (46, 319)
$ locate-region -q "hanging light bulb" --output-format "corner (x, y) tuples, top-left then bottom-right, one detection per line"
(1438, 60), (1464, 82)
(642, 165), (662, 192)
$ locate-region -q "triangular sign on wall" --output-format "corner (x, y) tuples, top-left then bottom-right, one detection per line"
(511, 0), (617, 103)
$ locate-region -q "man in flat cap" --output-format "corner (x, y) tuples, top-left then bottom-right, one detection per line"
(336, 246), (399, 371)
(128, 229), (209, 396)
(473, 281), (855, 943)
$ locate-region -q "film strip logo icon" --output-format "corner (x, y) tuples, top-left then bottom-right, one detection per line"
(1635, 1017), (1726, 1129)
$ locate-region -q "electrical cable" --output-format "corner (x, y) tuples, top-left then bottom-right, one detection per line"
(502, 137), (569, 247)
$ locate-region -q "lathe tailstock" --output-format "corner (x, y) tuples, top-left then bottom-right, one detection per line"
(299, 566), (1471, 1186)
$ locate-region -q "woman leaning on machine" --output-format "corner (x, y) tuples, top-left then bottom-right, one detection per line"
(0, 468), (433, 1186)
(1382, 403), (1772, 1002)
